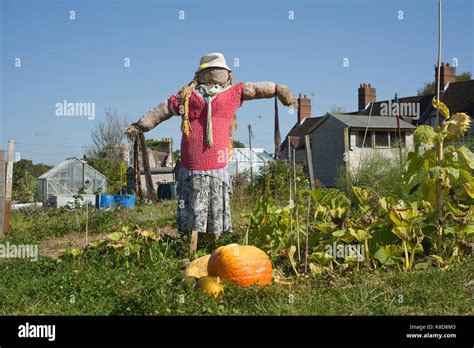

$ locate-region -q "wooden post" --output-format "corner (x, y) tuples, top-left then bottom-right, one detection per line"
(395, 93), (403, 171)
(0, 150), (5, 236)
(189, 230), (198, 256)
(435, 0), (444, 252)
(343, 128), (351, 192)
(4, 139), (14, 235)
(288, 138), (293, 243)
(138, 133), (157, 203)
(133, 139), (142, 197)
(304, 134), (316, 190)
(248, 124), (253, 184)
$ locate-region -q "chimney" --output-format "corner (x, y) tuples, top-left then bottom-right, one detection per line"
(160, 137), (174, 167)
(297, 94), (311, 124)
(358, 83), (376, 111)
(435, 62), (456, 90)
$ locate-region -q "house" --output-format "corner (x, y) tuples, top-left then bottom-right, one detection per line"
(38, 157), (107, 207)
(354, 63), (474, 133)
(418, 79), (474, 133)
(126, 137), (176, 193)
(280, 62), (473, 187)
(228, 148), (274, 178)
(280, 94), (321, 164)
(307, 113), (415, 187)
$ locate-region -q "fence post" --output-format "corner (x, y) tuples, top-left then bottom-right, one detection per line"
(305, 135), (316, 190)
(138, 133), (157, 203)
(0, 150), (5, 235)
(343, 128), (351, 192)
(3, 140), (14, 235)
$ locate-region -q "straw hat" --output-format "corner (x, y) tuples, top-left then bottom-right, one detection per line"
(196, 52), (232, 73)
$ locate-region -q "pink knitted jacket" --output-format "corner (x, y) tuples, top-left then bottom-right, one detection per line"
(169, 83), (243, 170)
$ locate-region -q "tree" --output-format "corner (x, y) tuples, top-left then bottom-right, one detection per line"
(233, 140), (245, 148)
(173, 149), (181, 161)
(330, 106), (346, 114)
(12, 159), (52, 202)
(417, 71), (472, 96)
(145, 139), (162, 152)
(87, 109), (128, 160)
(85, 109), (129, 194)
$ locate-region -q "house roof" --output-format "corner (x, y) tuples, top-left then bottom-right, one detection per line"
(138, 148), (170, 169)
(287, 118), (323, 137)
(312, 113), (416, 131)
(354, 94), (435, 120)
(281, 117), (324, 150)
(418, 80), (474, 124)
(353, 80), (474, 125)
(439, 80), (474, 114)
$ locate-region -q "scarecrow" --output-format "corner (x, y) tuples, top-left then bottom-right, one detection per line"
(126, 52), (296, 252)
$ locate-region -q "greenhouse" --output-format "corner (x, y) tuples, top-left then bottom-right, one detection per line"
(228, 148), (274, 178)
(38, 157), (107, 206)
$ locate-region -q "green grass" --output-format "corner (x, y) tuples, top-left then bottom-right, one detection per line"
(6, 200), (178, 245)
(0, 254), (472, 315)
(0, 199), (472, 316)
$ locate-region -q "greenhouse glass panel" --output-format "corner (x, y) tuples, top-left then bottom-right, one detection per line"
(37, 158), (108, 205)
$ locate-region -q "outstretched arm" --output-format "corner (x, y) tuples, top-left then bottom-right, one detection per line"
(242, 82), (297, 106)
(125, 99), (175, 140)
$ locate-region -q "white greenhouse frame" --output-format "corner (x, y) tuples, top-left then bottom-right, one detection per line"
(38, 157), (107, 205)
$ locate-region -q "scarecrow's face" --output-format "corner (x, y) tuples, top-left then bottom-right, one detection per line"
(196, 67), (230, 86)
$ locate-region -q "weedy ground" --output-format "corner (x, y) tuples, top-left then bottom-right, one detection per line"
(0, 200), (472, 315)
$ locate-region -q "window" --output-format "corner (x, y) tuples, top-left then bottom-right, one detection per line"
(356, 131), (372, 148)
(390, 131), (406, 148)
(374, 132), (389, 148)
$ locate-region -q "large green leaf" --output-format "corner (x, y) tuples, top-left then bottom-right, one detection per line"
(314, 222), (336, 234)
(403, 152), (425, 185)
(349, 228), (372, 242)
(447, 202), (469, 217)
(307, 188), (351, 209)
(389, 208), (421, 227)
(461, 224), (474, 235)
(462, 183), (474, 198)
(107, 232), (125, 241)
(374, 245), (402, 265)
(419, 178), (439, 206)
(352, 187), (375, 210)
(391, 226), (410, 242)
(458, 146), (474, 169)
(88, 240), (107, 249)
(311, 251), (335, 265)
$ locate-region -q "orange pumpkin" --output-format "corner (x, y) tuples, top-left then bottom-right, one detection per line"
(207, 244), (272, 287)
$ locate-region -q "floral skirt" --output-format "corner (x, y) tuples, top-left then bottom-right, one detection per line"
(176, 175), (232, 236)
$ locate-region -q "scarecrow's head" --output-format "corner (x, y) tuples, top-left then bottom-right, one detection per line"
(195, 52), (232, 86)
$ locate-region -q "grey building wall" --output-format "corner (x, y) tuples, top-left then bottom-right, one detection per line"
(294, 148), (307, 164)
(310, 118), (346, 187)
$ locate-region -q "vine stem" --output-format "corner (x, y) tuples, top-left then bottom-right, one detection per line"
(364, 238), (370, 268)
(409, 246), (416, 270)
(402, 241), (410, 269)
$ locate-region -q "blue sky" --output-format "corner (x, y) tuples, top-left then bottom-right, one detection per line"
(1, 0), (473, 165)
